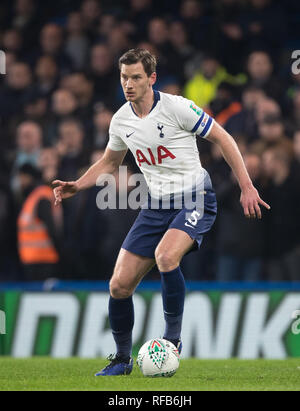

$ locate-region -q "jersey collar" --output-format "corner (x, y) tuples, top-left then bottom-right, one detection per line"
(130, 90), (160, 118)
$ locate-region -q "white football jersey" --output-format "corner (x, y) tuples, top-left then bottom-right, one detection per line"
(107, 91), (214, 199)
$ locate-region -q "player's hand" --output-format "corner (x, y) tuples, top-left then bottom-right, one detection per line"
(240, 184), (270, 219)
(52, 180), (79, 205)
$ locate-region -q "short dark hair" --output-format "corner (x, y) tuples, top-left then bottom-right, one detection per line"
(18, 163), (42, 180)
(118, 48), (157, 77)
(59, 117), (84, 132)
(261, 114), (282, 125)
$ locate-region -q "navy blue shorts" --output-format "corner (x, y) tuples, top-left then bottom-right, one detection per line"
(122, 189), (217, 258)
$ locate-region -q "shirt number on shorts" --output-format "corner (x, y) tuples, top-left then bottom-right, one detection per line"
(185, 210), (201, 229)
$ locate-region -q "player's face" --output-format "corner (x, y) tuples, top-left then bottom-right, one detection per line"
(120, 62), (156, 103)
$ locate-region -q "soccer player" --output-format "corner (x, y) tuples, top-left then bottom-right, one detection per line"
(52, 49), (270, 376)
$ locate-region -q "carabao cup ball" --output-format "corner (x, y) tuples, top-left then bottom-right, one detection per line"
(137, 338), (180, 377)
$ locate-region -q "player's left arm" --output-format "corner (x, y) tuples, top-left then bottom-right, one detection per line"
(206, 121), (271, 219)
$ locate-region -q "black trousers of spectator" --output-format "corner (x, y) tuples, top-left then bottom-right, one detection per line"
(266, 247), (300, 281)
(22, 263), (59, 281)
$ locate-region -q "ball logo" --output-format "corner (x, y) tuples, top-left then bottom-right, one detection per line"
(148, 339), (167, 369)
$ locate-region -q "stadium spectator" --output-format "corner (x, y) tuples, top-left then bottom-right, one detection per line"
(293, 129), (300, 166)
(254, 96), (281, 124)
(16, 163), (63, 281)
(208, 82), (242, 127)
(168, 20), (197, 85)
(215, 152), (265, 281)
(262, 145), (300, 280)
(127, 0), (154, 40)
(251, 114), (293, 156)
(38, 147), (60, 185)
(56, 118), (89, 181)
(9, 0), (42, 52)
(80, 0), (102, 39)
(34, 55), (58, 98)
(245, 50), (284, 104)
(148, 17), (169, 49)
(61, 72), (94, 110)
(93, 105), (113, 149)
(23, 91), (48, 124)
(214, 0), (247, 74)
(56, 149), (106, 280)
(135, 40), (174, 92)
(96, 166), (140, 278)
(243, 0), (287, 60)
(288, 88), (300, 132)
(292, 129), (300, 176)
(107, 26), (132, 61)
(147, 18), (181, 84)
(225, 85), (266, 142)
(0, 61), (33, 118)
(10, 0), (36, 31)
(89, 43), (119, 108)
(184, 55), (242, 109)
(161, 82), (182, 96)
(97, 13), (118, 41)
(179, 0), (211, 51)
(65, 11), (90, 70)
(204, 137), (231, 191)
(14, 120), (43, 170)
(38, 23), (73, 74)
(45, 89), (78, 144)
(2, 29), (23, 58)
(205, 133), (249, 195)
(60, 71), (96, 132)
(0, 155), (19, 281)
(2, 51), (17, 78)
(52, 89), (78, 117)
(286, 72), (300, 103)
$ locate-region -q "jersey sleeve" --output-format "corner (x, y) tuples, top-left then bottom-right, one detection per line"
(174, 96), (214, 138)
(107, 117), (128, 151)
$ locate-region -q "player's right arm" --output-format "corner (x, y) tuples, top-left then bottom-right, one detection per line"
(52, 147), (127, 205)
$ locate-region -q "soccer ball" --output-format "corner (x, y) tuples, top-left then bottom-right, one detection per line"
(137, 338), (180, 377)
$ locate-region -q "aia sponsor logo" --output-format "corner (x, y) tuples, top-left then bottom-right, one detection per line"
(136, 145), (176, 166)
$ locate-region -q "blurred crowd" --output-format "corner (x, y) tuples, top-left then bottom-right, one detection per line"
(0, 0), (300, 282)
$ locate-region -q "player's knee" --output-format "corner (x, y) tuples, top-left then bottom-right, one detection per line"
(155, 248), (179, 272)
(109, 277), (132, 299)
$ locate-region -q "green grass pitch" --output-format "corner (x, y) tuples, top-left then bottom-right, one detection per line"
(0, 358), (300, 391)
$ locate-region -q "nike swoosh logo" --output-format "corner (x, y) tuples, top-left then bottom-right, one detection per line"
(126, 131), (135, 138)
